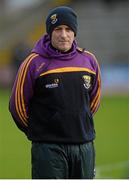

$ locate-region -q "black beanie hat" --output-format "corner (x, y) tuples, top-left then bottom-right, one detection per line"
(46, 6), (78, 36)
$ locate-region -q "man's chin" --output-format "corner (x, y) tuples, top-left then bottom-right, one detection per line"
(59, 46), (71, 52)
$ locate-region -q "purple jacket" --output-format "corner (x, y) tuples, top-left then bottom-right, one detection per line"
(9, 34), (101, 143)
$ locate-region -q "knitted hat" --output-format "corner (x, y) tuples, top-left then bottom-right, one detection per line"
(46, 6), (78, 36)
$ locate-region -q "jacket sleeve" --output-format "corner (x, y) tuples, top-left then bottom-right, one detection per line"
(86, 51), (101, 116)
(9, 53), (38, 133)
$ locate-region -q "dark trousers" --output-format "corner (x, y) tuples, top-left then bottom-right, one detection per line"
(31, 142), (95, 179)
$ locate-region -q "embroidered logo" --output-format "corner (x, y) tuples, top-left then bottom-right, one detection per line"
(36, 62), (45, 72)
(82, 75), (91, 89)
(50, 14), (58, 24)
(45, 78), (59, 89)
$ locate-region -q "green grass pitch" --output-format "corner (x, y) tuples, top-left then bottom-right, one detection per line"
(0, 89), (129, 178)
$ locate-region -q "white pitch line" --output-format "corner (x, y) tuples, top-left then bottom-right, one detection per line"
(96, 159), (129, 172)
(95, 159), (129, 178)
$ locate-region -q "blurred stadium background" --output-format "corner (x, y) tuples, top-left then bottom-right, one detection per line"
(0, 0), (129, 178)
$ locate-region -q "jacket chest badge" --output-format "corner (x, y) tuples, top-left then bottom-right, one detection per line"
(45, 78), (59, 89)
(82, 75), (91, 89)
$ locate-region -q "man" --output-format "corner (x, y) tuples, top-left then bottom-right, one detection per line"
(9, 6), (101, 179)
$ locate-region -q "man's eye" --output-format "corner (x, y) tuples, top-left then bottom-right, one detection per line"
(55, 28), (60, 31)
(66, 28), (72, 31)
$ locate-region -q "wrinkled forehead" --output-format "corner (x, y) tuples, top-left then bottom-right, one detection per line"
(53, 25), (74, 32)
(54, 24), (71, 29)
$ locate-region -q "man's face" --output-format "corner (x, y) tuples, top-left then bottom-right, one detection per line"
(51, 25), (75, 52)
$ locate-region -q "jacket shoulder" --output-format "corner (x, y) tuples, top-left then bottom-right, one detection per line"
(78, 47), (98, 62)
(83, 50), (96, 60)
(77, 47), (100, 70)
(76, 47), (85, 53)
(77, 47), (95, 58)
(22, 53), (39, 65)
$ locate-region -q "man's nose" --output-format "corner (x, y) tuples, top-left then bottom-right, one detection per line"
(61, 29), (67, 38)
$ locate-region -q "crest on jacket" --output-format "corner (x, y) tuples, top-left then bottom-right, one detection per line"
(82, 75), (91, 89)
